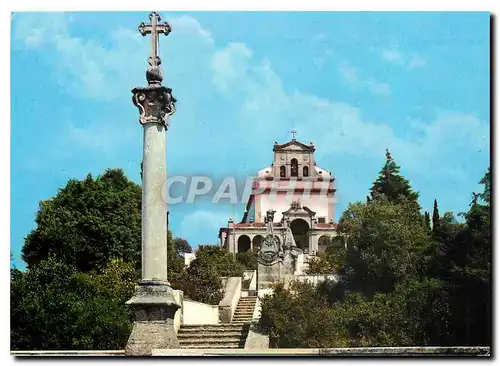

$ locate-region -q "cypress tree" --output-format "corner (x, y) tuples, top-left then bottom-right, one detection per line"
(432, 199), (440, 235)
(370, 149), (419, 205)
(424, 211), (431, 232)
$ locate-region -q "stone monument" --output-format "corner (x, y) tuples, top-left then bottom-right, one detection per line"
(124, 11), (180, 356)
(257, 209), (303, 289)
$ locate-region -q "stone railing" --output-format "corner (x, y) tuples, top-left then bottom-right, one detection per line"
(248, 270), (257, 293)
(294, 274), (339, 286)
(218, 277), (242, 323)
(172, 290), (183, 333)
(153, 346), (490, 356)
(182, 299), (219, 325)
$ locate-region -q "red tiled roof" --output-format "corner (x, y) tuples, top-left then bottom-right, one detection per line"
(233, 222), (284, 228)
(315, 223), (338, 229)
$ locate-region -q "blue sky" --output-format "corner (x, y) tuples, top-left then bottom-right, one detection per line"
(11, 11), (490, 268)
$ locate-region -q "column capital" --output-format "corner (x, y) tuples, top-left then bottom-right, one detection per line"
(132, 85), (176, 128)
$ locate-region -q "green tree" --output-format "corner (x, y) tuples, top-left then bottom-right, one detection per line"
(10, 256), (137, 351)
(432, 199), (440, 236)
(172, 246), (243, 305)
(424, 211), (431, 233)
(440, 169), (491, 346)
(370, 149), (419, 206)
(173, 237), (192, 255)
(22, 169), (142, 272)
(338, 197), (432, 295)
(306, 239), (347, 275)
(235, 248), (258, 270)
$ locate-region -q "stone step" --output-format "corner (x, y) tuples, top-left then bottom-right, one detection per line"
(177, 332), (244, 338)
(179, 337), (244, 345)
(180, 324), (247, 329)
(177, 323), (248, 337)
(180, 344), (241, 349)
(234, 310), (254, 314)
(233, 314), (253, 318)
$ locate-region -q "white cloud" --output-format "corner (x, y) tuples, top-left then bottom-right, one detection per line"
(381, 48), (427, 70)
(210, 43), (488, 180)
(170, 15), (214, 45)
(338, 63), (391, 96)
(338, 63), (360, 87)
(13, 12), (69, 48)
(211, 42), (253, 94)
(13, 13), (214, 101)
(407, 54), (427, 70)
(366, 79), (391, 96)
(381, 49), (403, 64)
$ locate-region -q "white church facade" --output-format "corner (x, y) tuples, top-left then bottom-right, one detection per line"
(219, 134), (338, 256)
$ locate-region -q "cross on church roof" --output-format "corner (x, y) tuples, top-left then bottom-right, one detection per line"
(290, 129), (297, 140)
(138, 11), (171, 67)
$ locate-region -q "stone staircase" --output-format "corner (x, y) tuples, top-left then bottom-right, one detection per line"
(177, 296), (257, 349)
(177, 323), (250, 349)
(231, 296), (257, 324)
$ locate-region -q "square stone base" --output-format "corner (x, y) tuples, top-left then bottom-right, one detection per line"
(125, 283), (181, 356)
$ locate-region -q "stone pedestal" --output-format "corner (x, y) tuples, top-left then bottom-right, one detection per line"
(125, 283), (181, 356)
(257, 259), (283, 289)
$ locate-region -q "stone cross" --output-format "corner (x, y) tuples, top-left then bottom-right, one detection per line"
(138, 11), (171, 67)
(291, 129), (297, 140)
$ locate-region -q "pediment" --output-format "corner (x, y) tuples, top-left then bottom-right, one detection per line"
(273, 139), (315, 152)
(282, 202), (316, 217)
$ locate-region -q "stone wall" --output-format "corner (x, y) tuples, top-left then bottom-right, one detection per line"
(218, 277), (242, 323)
(182, 299), (219, 325)
(172, 290), (184, 333)
(294, 274), (339, 286)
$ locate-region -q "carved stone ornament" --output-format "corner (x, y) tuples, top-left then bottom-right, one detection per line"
(132, 85), (176, 128)
(258, 234), (280, 265)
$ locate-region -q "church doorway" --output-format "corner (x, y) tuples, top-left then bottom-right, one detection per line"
(290, 218), (309, 252)
(237, 235), (251, 252)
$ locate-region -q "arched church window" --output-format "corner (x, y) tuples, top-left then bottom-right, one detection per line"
(280, 165), (286, 178)
(291, 158), (298, 177)
(303, 166), (309, 177)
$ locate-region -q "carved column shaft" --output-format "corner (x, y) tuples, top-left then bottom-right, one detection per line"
(132, 86), (175, 283)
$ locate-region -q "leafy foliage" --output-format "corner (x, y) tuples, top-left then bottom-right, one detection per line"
(11, 256), (137, 350)
(22, 169), (142, 272)
(259, 163), (490, 349)
(306, 240), (347, 275)
(370, 150), (419, 206)
(171, 246), (243, 305)
(339, 196), (431, 295)
(235, 248), (258, 270)
(173, 237), (192, 254)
